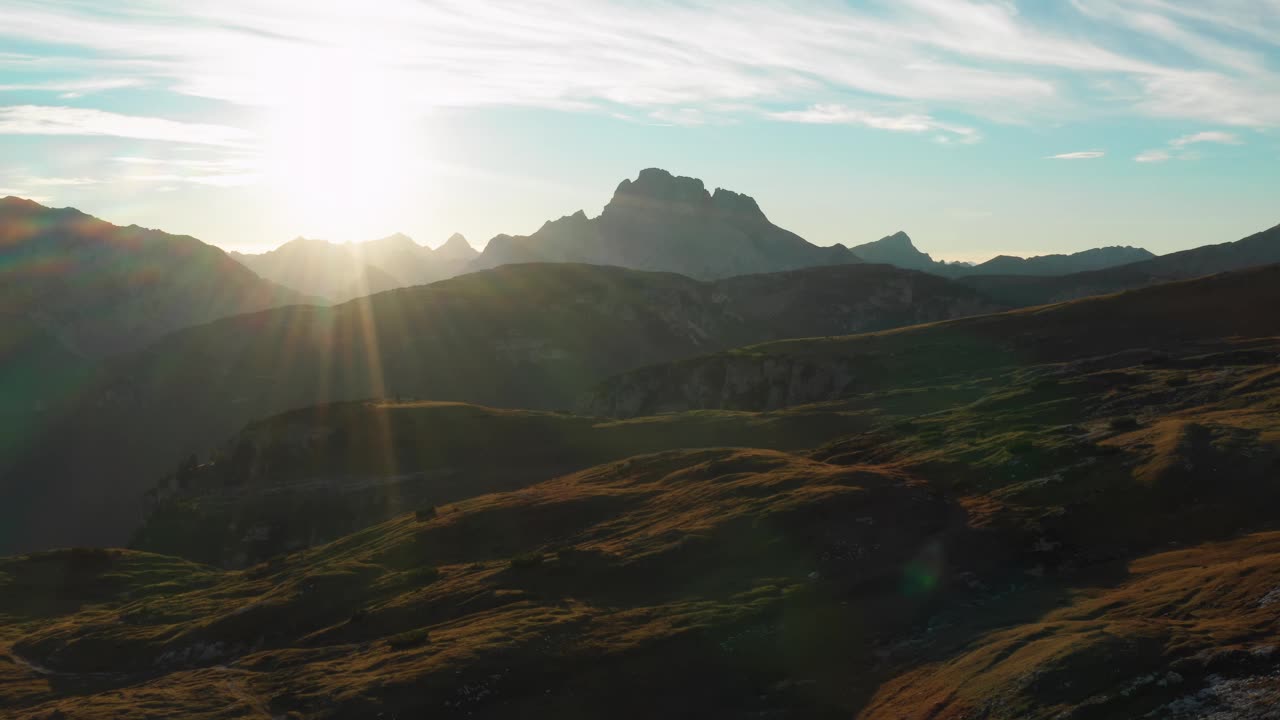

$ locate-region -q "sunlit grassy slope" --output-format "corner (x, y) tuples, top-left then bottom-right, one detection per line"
(132, 400), (882, 566)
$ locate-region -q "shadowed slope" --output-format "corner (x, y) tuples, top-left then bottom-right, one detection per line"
(1, 262), (997, 554)
(0, 196), (312, 357)
(585, 264), (1280, 417)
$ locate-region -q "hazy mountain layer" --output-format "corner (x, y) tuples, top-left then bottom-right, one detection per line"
(231, 232), (479, 301)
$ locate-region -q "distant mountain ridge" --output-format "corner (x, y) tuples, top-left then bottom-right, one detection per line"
(851, 230), (1153, 277)
(970, 245), (1154, 276)
(961, 222), (1280, 306)
(232, 231), (479, 301)
(469, 168), (861, 279)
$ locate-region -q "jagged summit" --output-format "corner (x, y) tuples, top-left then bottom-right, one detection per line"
(610, 167), (709, 209)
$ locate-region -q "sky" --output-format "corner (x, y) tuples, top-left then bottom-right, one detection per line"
(1, 1), (1278, 262)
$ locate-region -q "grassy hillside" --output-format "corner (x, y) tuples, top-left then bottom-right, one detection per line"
(130, 400), (887, 567)
(1, 261), (997, 554)
(4, 316), (1280, 717)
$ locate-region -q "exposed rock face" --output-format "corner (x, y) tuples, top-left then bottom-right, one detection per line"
(470, 168), (861, 279)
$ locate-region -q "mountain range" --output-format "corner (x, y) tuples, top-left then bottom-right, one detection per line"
(225, 170), (1165, 301)
(850, 230), (1155, 277)
(962, 221), (1280, 306)
(231, 232), (479, 302)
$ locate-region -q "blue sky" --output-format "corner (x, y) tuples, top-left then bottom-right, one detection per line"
(1, 0), (1277, 261)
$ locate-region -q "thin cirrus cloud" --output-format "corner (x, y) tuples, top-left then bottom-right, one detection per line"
(1169, 131), (1243, 147)
(1134, 149), (1173, 163)
(0, 77), (145, 98)
(1, 0), (1279, 133)
(0, 105), (252, 147)
(1136, 130), (1244, 162)
(1048, 150), (1106, 159)
(766, 104), (980, 143)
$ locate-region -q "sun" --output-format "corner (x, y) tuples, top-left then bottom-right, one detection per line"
(260, 50), (424, 241)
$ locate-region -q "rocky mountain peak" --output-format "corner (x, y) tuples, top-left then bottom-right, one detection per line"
(879, 231), (917, 249)
(710, 188), (766, 221)
(608, 168), (711, 211)
(435, 232), (478, 259)
(851, 231), (938, 271)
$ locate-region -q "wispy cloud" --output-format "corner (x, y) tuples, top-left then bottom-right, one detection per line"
(119, 172), (260, 187)
(1, 0), (1278, 134)
(768, 104), (979, 143)
(1134, 149), (1172, 163)
(0, 105), (252, 147)
(1048, 150), (1106, 159)
(0, 77), (144, 98)
(1136, 129), (1245, 162)
(1169, 131), (1243, 147)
